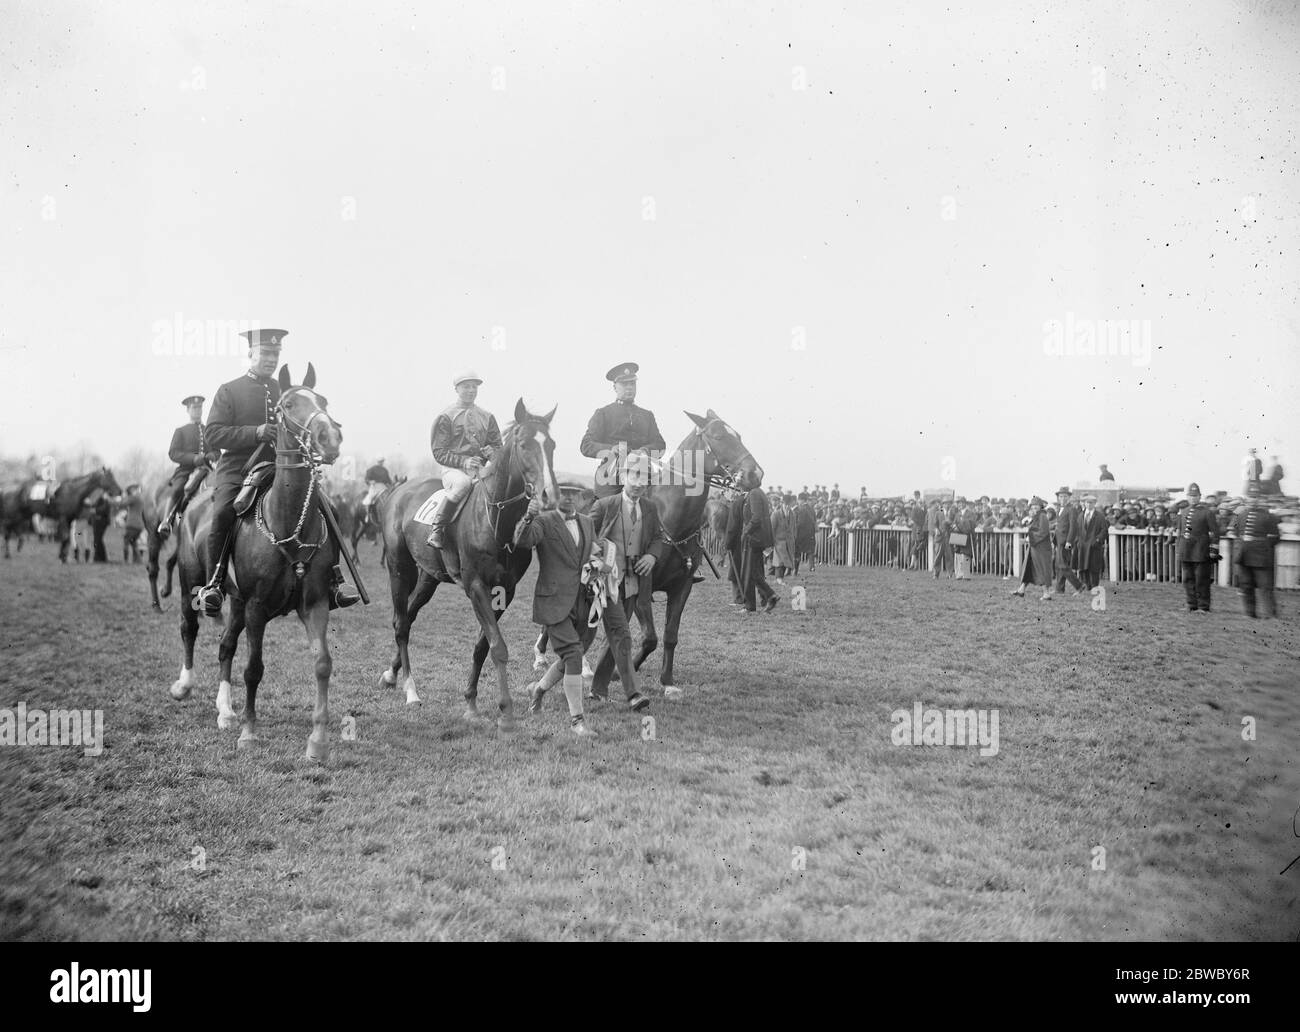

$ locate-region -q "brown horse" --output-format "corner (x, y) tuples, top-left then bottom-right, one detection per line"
(140, 478), (187, 610)
(51, 468), (122, 563)
(171, 364), (347, 761)
(376, 400), (557, 729)
(588, 409), (760, 692)
(1, 478), (50, 557)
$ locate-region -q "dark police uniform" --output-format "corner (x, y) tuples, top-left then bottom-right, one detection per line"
(168, 422), (214, 488)
(580, 363), (666, 499)
(1231, 497), (1279, 618)
(1174, 489), (1218, 612)
(204, 369), (280, 570)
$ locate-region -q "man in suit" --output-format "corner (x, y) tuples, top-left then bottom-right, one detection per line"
(516, 484), (610, 736)
(726, 486), (747, 605)
(159, 394), (219, 537)
(1076, 494), (1109, 590)
(741, 469), (778, 612)
(1174, 482), (1219, 612)
(1232, 482), (1280, 618)
(1052, 486), (1085, 595)
(794, 491), (817, 574)
(586, 450), (668, 702)
(580, 362), (666, 499)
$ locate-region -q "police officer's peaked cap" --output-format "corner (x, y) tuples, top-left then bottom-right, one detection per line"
(606, 362), (639, 383)
(241, 328), (287, 349)
(182, 394), (205, 406)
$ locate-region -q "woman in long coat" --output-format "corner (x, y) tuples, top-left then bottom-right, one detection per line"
(1012, 497), (1053, 600)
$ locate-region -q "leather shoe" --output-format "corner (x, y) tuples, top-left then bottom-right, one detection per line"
(627, 693), (650, 712)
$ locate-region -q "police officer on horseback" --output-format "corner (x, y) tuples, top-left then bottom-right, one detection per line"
(427, 371), (503, 549)
(581, 362), (666, 499)
(194, 329), (360, 616)
(158, 394), (219, 537)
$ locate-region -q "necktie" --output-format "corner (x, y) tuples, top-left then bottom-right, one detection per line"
(629, 499), (637, 526)
(564, 514), (578, 521)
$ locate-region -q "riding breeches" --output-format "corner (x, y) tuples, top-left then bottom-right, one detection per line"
(206, 479), (241, 571)
(441, 466), (489, 502)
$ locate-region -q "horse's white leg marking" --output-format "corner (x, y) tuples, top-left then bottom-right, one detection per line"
(169, 664), (195, 701)
(403, 676), (422, 706)
(216, 679), (237, 729)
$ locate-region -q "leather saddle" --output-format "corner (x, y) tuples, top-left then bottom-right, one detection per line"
(234, 461), (275, 517)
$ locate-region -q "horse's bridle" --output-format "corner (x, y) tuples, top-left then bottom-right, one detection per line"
(275, 387), (338, 469)
(254, 387), (336, 561)
(486, 423), (549, 545)
(694, 418), (755, 496)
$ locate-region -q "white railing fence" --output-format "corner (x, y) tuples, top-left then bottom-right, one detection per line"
(697, 525), (1300, 588)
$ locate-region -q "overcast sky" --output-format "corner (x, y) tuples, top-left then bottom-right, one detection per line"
(2, 0), (1297, 497)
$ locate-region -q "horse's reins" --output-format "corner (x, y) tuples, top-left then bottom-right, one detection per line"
(253, 387), (332, 569)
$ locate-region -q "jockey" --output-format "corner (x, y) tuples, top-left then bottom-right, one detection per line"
(580, 362), (666, 499)
(427, 371), (503, 549)
(158, 394), (219, 537)
(194, 328), (360, 616)
(363, 457), (393, 522)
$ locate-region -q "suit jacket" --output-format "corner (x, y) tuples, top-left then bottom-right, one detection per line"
(1174, 504), (1219, 562)
(1054, 503), (1081, 562)
(1076, 508), (1109, 573)
(590, 492), (668, 597)
(206, 371), (281, 483)
(726, 493), (746, 551)
(742, 487), (773, 550)
(515, 510), (597, 626)
(1231, 504), (1279, 568)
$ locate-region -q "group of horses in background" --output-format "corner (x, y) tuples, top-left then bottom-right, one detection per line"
(6, 369), (762, 762)
(0, 467), (124, 561)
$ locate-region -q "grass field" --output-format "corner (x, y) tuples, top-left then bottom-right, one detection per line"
(2, 543), (1298, 941)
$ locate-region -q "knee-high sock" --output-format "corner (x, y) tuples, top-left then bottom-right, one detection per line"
(562, 674), (584, 718)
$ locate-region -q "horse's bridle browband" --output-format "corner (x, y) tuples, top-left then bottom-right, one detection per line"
(275, 387), (335, 469)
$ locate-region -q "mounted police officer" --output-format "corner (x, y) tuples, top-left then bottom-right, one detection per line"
(427, 370), (503, 550)
(195, 329), (359, 616)
(158, 394), (219, 537)
(580, 362), (666, 499)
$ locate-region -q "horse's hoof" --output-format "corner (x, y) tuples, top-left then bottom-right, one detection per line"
(462, 707), (483, 723)
(497, 715), (517, 733)
(305, 737), (330, 763)
(379, 668), (397, 687)
(160, 587), (172, 599)
(236, 730), (262, 750)
(169, 680), (192, 701)
(403, 677), (422, 706)
(151, 602), (162, 613)
(217, 712), (236, 731)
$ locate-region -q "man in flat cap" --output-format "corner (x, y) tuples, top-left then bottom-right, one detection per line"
(581, 362), (666, 500)
(1231, 482), (1280, 618)
(428, 370), (503, 551)
(195, 328), (359, 615)
(158, 394), (219, 537)
(1173, 482), (1218, 612)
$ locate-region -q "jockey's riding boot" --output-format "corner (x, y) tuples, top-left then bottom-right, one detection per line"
(427, 499), (452, 549)
(329, 565), (361, 609)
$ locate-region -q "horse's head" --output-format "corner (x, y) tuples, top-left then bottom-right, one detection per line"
(684, 409), (761, 492)
(502, 398), (558, 508)
(276, 364), (343, 465)
(97, 467), (123, 498)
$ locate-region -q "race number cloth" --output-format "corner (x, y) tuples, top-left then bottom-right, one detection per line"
(413, 490), (444, 525)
